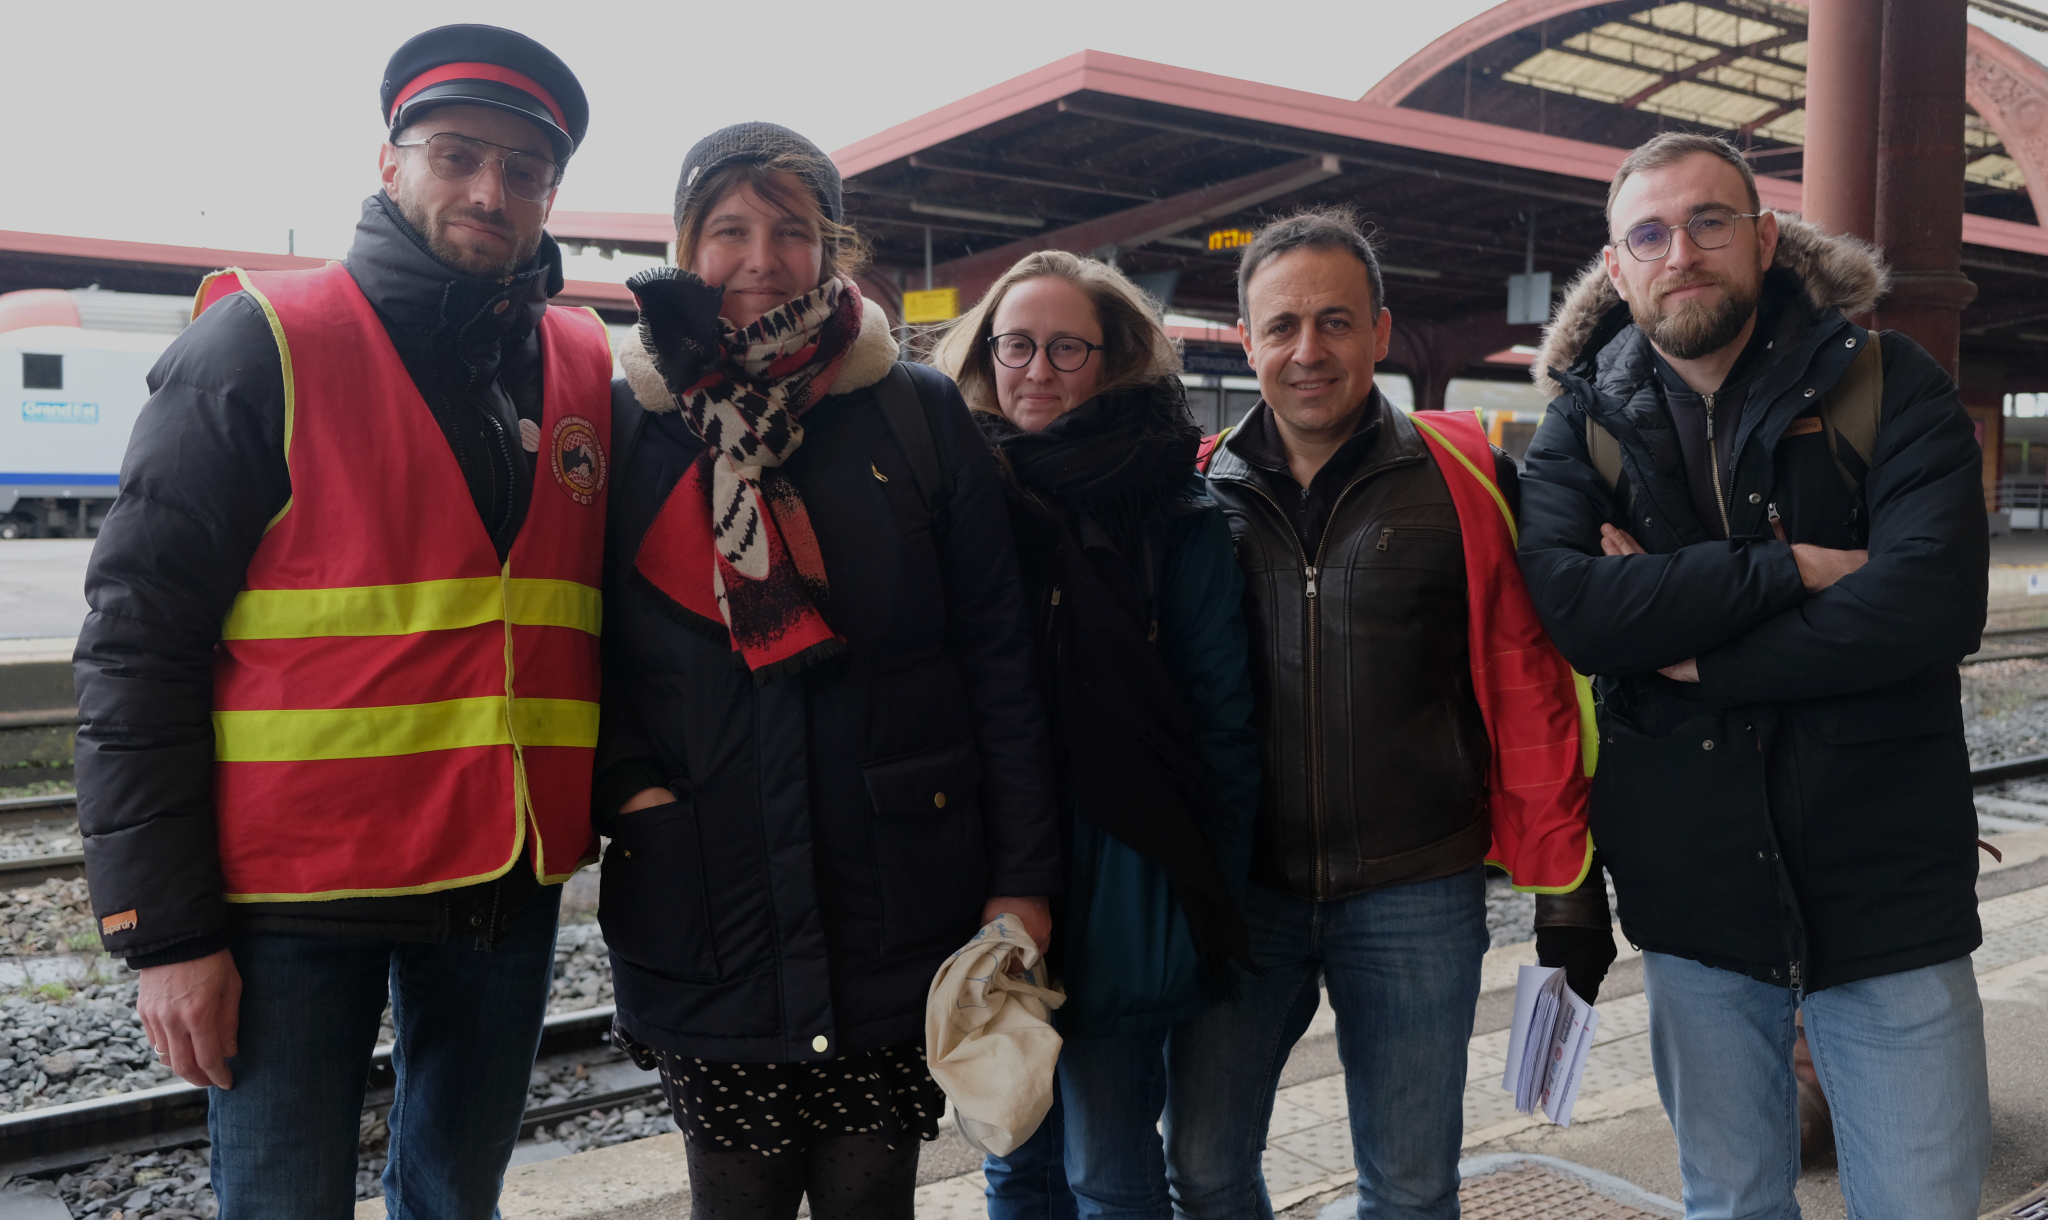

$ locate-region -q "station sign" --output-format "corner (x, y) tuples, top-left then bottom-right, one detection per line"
(902, 287), (960, 323)
(1183, 347), (1253, 378)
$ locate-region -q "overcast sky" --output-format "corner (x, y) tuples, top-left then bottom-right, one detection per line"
(9, 2), (2048, 282)
(5, 0), (1507, 270)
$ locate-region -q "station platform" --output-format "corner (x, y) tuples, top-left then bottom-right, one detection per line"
(349, 827), (2048, 1221)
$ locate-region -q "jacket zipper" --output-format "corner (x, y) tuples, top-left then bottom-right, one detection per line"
(1235, 473), (1375, 901)
(1704, 391), (1732, 538)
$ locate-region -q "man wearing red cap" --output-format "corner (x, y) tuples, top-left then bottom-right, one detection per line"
(73, 26), (610, 1217)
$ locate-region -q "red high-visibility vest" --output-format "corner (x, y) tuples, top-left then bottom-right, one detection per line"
(1408, 410), (1595, 893)
(193, 263), (612, 901)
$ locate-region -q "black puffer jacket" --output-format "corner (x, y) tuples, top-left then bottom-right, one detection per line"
(595, 313), (1060, 1065)
(1517, 216), (1987, 992)
(76, 195), (570, 967)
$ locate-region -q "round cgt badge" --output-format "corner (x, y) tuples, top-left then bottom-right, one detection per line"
(550, 416), (607, 505)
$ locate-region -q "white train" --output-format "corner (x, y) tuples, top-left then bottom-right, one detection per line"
(0, 288), (188, 538)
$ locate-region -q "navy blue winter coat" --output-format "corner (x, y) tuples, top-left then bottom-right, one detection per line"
(596, 332), (1061, 1064)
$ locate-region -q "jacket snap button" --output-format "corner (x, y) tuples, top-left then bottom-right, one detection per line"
(1643, 516), (1653, 526)
(622, 848), (633, 858)
(1803, 388), (1816, 397)
(812, 1035), (829, 1053)
(934, 792), (947, 808)
(1758, 851), (1766, 860)
(493, 300), (510, 314)
(1845, 337), (1857, 347)
(470, 913), (484, 927)
(1702, 739), (1715, 750)
(1748, 492), (1761, 504)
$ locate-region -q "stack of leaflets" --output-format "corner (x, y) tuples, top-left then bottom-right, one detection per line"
(1499, 964), (1600, 1126)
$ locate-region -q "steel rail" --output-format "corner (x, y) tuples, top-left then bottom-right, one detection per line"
(0, 1005), (622, 1178)
(0, 852), (84, 885)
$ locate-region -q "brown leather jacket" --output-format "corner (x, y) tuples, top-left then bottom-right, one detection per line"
(1206, 394), (1515, 902)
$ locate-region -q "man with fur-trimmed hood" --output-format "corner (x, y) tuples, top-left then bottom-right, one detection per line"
(1517, 132), (1990, 1218)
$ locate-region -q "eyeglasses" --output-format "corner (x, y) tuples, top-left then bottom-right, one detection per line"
(393, 132), (561, 203)
(988, 333), (1104, 373)
(1616, 207), (1762, 262)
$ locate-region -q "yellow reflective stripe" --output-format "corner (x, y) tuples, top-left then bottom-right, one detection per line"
(214, 696), (598, 762)
(227, 271), (298, 533)
(222, 577), (599, 640)
(1573, 670), (1599, 777)
(505, 578), (603, 634)
(1494, 834), (1597, 896)
(1409, 413), (1518, 545)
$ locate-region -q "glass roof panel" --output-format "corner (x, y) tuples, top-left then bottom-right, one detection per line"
(1503, 48), (1666, 105)
(1968, 154), (2027, 188)
(1700, 61), (1804, 102)
(1572, 23), (1717, 69)
(1631, 3), (1787, 49)
(1753, 108), (1807, 145)
(1639, 80), (1786, 127)
(1494, 0), (2024, 195)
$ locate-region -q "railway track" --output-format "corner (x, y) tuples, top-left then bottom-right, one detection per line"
(0, 1003), (652, 1179)
(0, 793), (82, 886)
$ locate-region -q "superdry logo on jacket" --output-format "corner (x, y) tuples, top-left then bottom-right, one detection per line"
(1516, 214), (1988, 992)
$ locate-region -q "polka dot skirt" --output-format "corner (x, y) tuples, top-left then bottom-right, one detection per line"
(614, 1026), (944, 1156)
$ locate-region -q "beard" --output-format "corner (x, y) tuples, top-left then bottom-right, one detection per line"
(1631, 270), (1761, 361)
(393, 187), (541, 281)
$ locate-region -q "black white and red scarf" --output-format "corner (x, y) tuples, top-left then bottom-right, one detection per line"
(633, 278), (866, 681)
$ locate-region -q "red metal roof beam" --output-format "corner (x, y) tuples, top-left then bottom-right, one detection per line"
(1616, 30), (1807, 110)
(930, 155), (1342, 302)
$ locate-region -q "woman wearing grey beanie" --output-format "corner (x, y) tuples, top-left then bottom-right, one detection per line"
(590, 122), (1061, 1218)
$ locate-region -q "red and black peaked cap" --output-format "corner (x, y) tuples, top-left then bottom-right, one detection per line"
(381, 25), (588, 162)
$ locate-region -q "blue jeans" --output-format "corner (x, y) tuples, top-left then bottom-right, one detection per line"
(986, 1019), (1218, 1219)
(1165, 870), (1488, 1219)
(1644, 951), (1989, 1219)
(207, 886), (562, 1219)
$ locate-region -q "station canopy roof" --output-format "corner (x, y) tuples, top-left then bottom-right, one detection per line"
(814, 0), (2048, 391)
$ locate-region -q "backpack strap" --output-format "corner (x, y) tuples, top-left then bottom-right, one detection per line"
(1821, 336), (1884, 494)
(1195, 427), (1231, 474)
(1583, 415), (1625, 495)
(872, 362), (954, 538)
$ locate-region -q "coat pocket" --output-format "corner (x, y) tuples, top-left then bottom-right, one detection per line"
(1590, 706), (1781, 960)
(864, 738), (989, 957)
(597, 799), (721, 983)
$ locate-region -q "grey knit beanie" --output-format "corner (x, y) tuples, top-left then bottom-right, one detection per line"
(673, 122), (843, 229)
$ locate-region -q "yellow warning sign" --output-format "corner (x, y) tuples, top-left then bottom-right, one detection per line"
(902, 287), (961, 323)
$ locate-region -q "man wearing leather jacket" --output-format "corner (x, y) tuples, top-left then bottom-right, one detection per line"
(73, 26), (612, 1217)
(1169, 207), (1613, 1219)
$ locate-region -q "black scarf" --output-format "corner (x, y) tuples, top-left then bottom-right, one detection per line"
(978, 379), (1253, 996)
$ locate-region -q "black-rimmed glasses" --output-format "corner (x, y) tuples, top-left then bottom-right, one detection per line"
(393, 132), (562, 203)
(988, 333), (1104, 372)
(1617, 207), (1762, 262)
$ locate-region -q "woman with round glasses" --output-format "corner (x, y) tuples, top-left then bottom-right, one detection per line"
(928, 251), (1259, 1217)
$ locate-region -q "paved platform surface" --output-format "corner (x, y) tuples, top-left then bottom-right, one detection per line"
(0, 541), (92, 641)
(357, 830), (2048, 1220)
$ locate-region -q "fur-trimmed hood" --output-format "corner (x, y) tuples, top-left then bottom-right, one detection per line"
(619, 293), (900, 412)
(1532, 211), (1889, 399)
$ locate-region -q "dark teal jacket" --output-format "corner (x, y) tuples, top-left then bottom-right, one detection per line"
(1047, 494), (1260, 1037)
